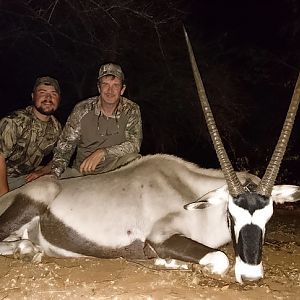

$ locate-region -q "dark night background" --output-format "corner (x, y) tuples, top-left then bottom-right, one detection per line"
(0, 0), (299, 185)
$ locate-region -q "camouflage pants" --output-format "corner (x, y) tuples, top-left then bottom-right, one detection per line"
(7, 175), (27, 191)
(7, 165), (46, 191)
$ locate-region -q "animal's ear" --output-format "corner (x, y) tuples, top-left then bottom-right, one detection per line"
(184, 200), (210, 210)
(271, 185), (300, 204)
(184, 185), (229, 210)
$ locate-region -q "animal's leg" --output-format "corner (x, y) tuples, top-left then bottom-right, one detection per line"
(145, 234), (229, 275)
(0, 225), (43, 263)
(0, 193), (46, 241)
(0, 239), (43, 263)
(14, 239), (43, 263)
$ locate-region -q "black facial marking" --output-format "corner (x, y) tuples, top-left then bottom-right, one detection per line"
(234, 193), (269, 215)
(237, 224), (262, 265)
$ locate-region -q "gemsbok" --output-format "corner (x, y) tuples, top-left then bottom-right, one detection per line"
(0, 27), (299, 283)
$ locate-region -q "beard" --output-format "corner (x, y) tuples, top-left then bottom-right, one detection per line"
(34, 102), (56, 116)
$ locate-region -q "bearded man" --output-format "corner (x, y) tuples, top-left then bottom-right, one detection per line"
(0, 76), (62, 196)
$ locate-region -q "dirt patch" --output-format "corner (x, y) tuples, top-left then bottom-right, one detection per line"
(0, 205), (299, 300)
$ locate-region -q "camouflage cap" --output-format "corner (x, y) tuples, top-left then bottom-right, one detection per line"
(98, 63), (124, 81)
(33, 76), (61, 94)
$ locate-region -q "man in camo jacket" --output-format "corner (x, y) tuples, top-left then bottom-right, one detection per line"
(0, 76), (62, 196)
(51, 63), (142, 178)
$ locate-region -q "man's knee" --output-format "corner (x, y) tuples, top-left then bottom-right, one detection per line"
(7, 176), (27, 191)
(60, 168), (83, 179)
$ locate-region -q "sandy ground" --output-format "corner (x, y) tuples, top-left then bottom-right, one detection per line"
(0, 204), (299, 300)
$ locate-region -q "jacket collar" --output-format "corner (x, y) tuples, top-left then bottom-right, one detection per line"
(95, 96), (123, 119)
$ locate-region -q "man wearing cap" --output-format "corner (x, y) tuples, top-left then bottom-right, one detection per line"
(0, 76), (62, 196)
(51, 63), (142, 178)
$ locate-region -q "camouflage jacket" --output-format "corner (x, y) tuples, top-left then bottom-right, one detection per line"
(52, 96), (142, 177)
(0, 106), (62, 177)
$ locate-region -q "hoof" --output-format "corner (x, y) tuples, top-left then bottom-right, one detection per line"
(13, 240), (44, 263)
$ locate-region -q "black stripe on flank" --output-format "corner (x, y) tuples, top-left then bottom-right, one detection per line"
(0, 193), (47, 241)
(40, 211), (146, 259)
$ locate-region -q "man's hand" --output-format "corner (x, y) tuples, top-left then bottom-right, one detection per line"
(79, 149), (106, 174)
(25, 165), (52, 183)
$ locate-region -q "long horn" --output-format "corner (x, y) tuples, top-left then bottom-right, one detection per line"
(183, 26), (244, 197)
(256, 73), (300, 196)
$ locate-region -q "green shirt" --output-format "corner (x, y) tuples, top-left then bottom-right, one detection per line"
(52, 96), (142, 177)
(0, 106), (62, 177)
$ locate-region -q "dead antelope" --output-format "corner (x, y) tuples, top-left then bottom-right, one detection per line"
(0, 28), (299, 284)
